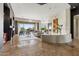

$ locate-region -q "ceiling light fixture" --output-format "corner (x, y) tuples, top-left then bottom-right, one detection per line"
(37, 3), (46, 5)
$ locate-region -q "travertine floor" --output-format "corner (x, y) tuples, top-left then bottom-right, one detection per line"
(0, 34), (79, 56)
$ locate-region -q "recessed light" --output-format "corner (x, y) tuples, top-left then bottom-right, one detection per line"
(73, 6), (76, 9)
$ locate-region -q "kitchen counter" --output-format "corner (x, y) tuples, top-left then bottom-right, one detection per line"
(41, 33), (72, 43)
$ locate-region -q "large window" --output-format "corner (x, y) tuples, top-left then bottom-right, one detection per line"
(18, 23), (34, 29)
(18, 23), (35, 35)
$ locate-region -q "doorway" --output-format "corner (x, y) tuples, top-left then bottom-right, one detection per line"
(4, 3), (11, 43)
(74, 15), (79, 39)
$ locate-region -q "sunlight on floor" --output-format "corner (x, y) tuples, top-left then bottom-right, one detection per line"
(0, 34), (79, 56)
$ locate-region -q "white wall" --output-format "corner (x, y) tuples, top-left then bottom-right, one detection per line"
(57, 8), (70, 34)
(65, 8), (71, 34)
(74, 15), (79, 39)
(49, 7), (70, 34)
(0, 3), (3, 48)
(57, 10), (66, 34)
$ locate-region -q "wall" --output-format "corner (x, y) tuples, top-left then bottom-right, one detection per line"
(50, 7), (71, 35)
(48, 7), (72, 43)
(4, 3), (11, 41)
(66, 7), (71, 34)
(74, 16), (79, 39)
(8, 3), (15, 38)
(59, 8), (71, 34)
(58, 10), (66, 34)
(0, 3), (3, 48)
(71, 6), (79, 39)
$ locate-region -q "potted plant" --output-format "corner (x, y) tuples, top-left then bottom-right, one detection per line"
(41, 27), (46, 32)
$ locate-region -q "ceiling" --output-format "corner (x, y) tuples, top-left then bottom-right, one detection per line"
(11, 3), (70, 21)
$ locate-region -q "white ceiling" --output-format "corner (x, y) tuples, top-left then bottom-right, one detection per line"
(11, 3), (70, 21)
